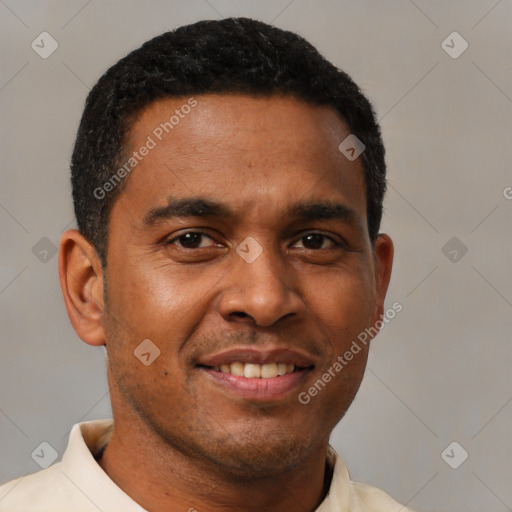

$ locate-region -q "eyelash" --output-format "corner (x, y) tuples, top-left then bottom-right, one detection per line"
(166, 230), (344, 250)
(166, 230), (218, 248)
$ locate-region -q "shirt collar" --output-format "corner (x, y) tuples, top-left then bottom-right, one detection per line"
(61, 419), (145, 510)
(316, 444), (353, 511)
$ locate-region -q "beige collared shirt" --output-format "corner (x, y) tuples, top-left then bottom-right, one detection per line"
(0, 419), (413, 511)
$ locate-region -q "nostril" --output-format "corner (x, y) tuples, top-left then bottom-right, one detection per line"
(232, 311), (249, 318)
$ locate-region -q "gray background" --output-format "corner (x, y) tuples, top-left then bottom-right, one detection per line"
(1, 1), (511, 511)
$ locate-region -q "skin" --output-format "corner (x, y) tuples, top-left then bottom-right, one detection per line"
(59, 94), (393, 512)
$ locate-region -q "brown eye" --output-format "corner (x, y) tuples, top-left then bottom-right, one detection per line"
(168, 231), (217, 249)
(303, 234), (325, 249)
(294, 233), (338, 250)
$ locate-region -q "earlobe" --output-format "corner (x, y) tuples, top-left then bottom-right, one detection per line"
(58, 229), (106, 346)
(372, 233), (394, 327)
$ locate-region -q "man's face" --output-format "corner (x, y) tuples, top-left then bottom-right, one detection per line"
(102, 94), (388, 476)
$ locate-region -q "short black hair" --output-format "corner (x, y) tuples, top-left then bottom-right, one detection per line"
(71, 17), (386, 265)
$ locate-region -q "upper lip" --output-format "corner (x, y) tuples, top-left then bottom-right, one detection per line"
(197, 347), (316, 368)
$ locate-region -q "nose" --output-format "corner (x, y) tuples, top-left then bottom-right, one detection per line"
(218, 244), (304, 327)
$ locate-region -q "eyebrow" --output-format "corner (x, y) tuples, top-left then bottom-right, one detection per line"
(143, 196), (362, 230)
(144, 198), (231, 226)
(289, 201), (359, 226)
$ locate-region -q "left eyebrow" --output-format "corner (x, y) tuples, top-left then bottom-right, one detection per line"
(288, 200), (364, 233)
(289, 200), (358, 223)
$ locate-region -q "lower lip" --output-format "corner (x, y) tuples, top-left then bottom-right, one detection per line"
(200, 368), (310, 401)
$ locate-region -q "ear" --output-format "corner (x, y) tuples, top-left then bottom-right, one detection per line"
(58, 229), (106, 346)
(371, 233), (394, 328)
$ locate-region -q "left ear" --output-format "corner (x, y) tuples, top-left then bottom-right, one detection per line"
(371, 233), (394, 327)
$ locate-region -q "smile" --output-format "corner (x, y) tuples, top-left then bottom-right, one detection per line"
(196, 348), (316, 400)
(209, 362), (298, 379)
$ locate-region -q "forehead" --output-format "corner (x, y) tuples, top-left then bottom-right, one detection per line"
(116, 94), (366, 225)
(128, 93), (352, 161)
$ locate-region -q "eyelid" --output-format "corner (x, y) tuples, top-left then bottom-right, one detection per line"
(166, 229), (219, 247)
(290, 231), (345, 249)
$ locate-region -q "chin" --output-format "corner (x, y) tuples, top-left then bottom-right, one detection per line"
(192, 426), (318, 479)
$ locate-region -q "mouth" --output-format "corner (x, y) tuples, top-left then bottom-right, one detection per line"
(196, 348), (315, 401)
(199, 361), (302, 379)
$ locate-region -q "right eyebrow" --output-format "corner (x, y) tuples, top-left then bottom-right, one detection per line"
(143, 197), (233, 226)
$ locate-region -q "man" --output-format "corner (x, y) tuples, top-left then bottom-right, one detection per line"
(0, 17), (412, 511)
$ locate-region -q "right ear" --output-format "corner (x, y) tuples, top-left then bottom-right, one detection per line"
(58, 229), (106, 346)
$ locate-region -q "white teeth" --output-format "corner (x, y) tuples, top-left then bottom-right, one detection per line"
(261, 363), (278, 378)
(215, 362), (296, 378)
(230, 362), (245, 377)
(244, 363), (261, 378)
(277, 363), (288, 376)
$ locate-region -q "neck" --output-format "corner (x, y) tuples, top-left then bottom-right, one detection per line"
(97, 413), (332, 512)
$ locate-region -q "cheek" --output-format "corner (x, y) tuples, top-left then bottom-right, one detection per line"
(104, 261), (215, 393)
(104, 268), (189, 398)
(310, 265), (376, 338)
(109, 259), (203, 339)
